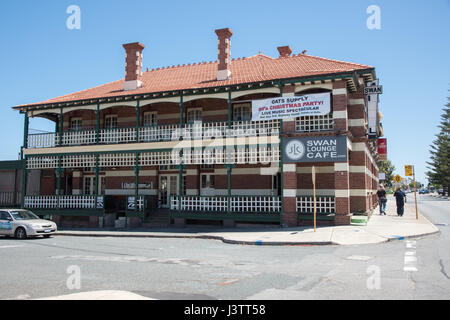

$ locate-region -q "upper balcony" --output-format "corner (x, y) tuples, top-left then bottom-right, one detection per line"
(26, 119), (282, 149)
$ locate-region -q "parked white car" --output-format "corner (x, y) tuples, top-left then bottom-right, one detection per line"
(0, 209), (57, 239)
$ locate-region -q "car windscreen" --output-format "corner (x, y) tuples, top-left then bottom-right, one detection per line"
(10, 210), (40, 220)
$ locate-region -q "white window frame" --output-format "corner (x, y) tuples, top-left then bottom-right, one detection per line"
(233, 103), (251, 121)
(70, 117), (83, 131)
(143, 111), (157, 127)
(186, 108), (202, 123)
(104, 115), (118, 129)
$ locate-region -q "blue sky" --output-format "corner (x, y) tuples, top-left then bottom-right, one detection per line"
(0, 0), (449, 184)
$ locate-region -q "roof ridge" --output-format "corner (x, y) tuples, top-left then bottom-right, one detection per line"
(38, 79), (124, 104)
(296, 53), (372, 69)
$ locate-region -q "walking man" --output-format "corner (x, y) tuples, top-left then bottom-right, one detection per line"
(377, 184), (387, 215)
(393, 187), (406, 217)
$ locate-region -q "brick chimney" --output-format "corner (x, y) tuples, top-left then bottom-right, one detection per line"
(277, 46), (292, 58)
(122, 42), (145, 91)
(215, 28), (233, 81)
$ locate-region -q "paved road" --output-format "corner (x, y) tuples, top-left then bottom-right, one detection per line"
(1, 201), (449, 300)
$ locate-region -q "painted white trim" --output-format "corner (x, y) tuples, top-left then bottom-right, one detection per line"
(295, 83), (332, 93)
(335, 190), (350, 198)
(214, 167), (273, 175)
(296, 189), (335, 196)
(333, 111), (347, 119)
(348, 119), (366, 127)
(141, 96), (180, 105)
(334, 163), (349, 171)
(283, 189), (297, 197)
(283, 164), (296, 172)
(186, 189), (199, 196)
(349, 99), (365, 106)
(296, 166), (334, 173)
(214, 189), (274, 196)
(231, 87), (279, 99)
(105, 189), (157, 196)
(62, 105), (97, 114)
(183, 92), (228, 102)
(104, 170), (157, 177)
(332, 88), (347, 96)
(100, 101), (137, 110)
(186, 169), (198, 176)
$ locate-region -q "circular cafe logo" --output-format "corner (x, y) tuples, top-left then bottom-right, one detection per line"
(286, 140), (305, 160)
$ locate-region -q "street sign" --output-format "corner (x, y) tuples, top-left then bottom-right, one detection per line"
(405, 165), (413, 177)
(364, 85), (383, 95)
(393, 174), (402, 183)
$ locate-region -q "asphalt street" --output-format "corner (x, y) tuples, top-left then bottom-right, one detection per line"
(0, 193), (449, 300)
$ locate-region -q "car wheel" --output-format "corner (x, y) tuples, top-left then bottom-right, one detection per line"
(14, 227), (27, 239)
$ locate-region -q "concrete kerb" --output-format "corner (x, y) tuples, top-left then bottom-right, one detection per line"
(55, 230), (336, 246)
(52, 197), (439, 246)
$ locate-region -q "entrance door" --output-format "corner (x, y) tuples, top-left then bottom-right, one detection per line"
(200, 174), (215, 196)
(82, 176), (105, 195)
(159, 175), (178, 208)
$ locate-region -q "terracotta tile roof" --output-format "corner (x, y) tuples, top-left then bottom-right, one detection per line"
(15, 53), (372, 109)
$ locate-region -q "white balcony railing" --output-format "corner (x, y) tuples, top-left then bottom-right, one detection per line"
(24, 195), (104, 209)
(26, 120), (280, 149)
(170, 196), (281, 214)
(296, 196), (335, 214)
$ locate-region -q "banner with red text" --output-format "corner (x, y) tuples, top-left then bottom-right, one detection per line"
(251, 92), (331, 121)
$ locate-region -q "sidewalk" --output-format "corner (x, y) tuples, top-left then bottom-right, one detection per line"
(56, 196), (439, 246)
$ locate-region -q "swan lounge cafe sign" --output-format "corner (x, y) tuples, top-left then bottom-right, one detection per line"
(282, 136), (348, 163)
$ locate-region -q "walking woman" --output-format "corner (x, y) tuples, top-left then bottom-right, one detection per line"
(393, 187), (406, 217)
(377, 184), (387, 215)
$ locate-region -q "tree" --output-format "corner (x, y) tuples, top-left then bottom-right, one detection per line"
(426, 94), (450, 195)
(378, 159), (395, 188)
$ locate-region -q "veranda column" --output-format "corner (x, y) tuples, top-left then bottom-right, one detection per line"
(174, 94), (186, 227)
(129, 152), (142, 228)
(280, 84), (297, 227)
(135, 100), (140, 142)
(21, 156), (27, 209)
(21, 111), (29, 208)
(95, 103), (100, 144)
(59, 107), (63, 146)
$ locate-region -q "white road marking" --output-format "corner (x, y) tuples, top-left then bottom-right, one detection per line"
(0, 245), (24, 249)
(346, 255), (373, 261)
(404, 241), (418, 272)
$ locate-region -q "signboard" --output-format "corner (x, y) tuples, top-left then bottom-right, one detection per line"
(366, 79), (381, 138)
(405, 165), (413, 177)
(282, 136), (347, 163)
(377, 138), (387, 161)
(96, 196), (104, 209)
(127, 196), (135, 210)
(364, 85), (383, 95)
(379, 172), (386, 180)
(121, 182), (153, 189)
(393, 174), (402, 183)
(251, 92), (330, 121)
